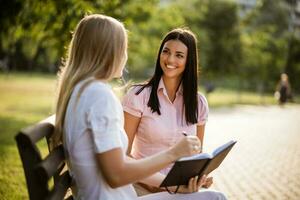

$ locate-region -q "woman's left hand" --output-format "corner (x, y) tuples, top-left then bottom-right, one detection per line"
(175, 175), (213, 193)
(201, 176), (213, 188)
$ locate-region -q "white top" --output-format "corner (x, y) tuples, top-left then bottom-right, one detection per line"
(64, 79), (137, 200)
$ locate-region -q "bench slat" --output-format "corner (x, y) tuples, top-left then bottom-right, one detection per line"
(46, 171), (72, 200)
(21, 122), (54, 144)
(15, 116), (73, 200)
(36, 145), (65, 180)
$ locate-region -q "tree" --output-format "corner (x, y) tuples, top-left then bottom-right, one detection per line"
(241, 0), (290, 93)
(201, 0), (241, 77)
(125, 1), (186, 78)
(285, 36), (300, 93)
(0, 0), (158, 72)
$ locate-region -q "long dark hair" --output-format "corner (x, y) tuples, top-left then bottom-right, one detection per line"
(136, 28), (199, 125)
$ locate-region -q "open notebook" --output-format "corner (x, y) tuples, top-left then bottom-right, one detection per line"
(160, 140), (237, 187)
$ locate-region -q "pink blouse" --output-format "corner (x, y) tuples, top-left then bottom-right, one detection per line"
(122, 78), (209, 174)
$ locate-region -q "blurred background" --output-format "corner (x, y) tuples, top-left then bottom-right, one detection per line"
(1, 0), (300, 199)
(1, 0), (300, 97)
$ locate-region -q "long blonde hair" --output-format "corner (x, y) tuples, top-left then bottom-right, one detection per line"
(53, 14), (127, 146)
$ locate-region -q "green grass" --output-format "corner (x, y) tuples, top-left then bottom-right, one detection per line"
(0, 72), (298, 199)
(204, 88), (277, 107)
(0, 72), (56, 200)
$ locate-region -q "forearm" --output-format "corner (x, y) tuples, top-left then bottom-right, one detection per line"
(126, 155), (166, 187)
(197, 125), (205, 145)
(97, 147), (178, 188)
(137, 171), (166, 187)
(116, 149), (177, 187)
(97, 135), (200, 188)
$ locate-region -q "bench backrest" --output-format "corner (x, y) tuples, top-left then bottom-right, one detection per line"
(15, 116), (73, 200)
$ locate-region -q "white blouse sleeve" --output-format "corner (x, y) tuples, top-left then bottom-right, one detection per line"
(86, 90), (123, 154)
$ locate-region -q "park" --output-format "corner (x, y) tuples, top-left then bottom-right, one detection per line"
(1, 0), (300, 199)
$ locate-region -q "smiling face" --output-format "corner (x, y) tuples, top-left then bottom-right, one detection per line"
(159, 39), (188, 81)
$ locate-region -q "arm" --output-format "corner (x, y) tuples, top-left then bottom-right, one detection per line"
(123, 105), (209, 191)
(124, 111), (185, 191)
(197, 124), (205, 151)
(196, 124), (214, 188)
(127, 155), (166, 187)
(197, 93), (208, 150)
(89, 89), (200, 189)
(123, 114), (210, 192)
(123, 111), (140, 155)
(96, 134), (201, 188)
(123, 111), (174, 189)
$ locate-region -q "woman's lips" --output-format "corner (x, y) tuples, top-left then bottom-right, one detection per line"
(166, 65), (176, 69)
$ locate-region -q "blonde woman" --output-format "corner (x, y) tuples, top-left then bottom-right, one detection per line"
(53, 14), (225, 200)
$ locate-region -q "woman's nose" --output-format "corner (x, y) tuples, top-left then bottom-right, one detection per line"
(167, 54), (175, 64)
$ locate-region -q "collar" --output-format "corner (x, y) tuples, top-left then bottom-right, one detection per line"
(157, 78), (183, 97)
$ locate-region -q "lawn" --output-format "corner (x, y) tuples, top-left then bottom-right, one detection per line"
(0, 72), (295, 199)
(0, 73), (56, 199)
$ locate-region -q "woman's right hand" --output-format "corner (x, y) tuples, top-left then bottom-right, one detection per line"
(170, 135), (202, 160)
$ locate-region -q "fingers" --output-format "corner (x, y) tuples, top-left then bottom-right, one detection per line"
(184, 175), (212, 193)
(186, 136), (202, 154)
(185, 175), (213, 194)
(192, 176), (198, 191)
(198, 174), (207, 187)
(206, 177), (213, 184)
(202, 177), (213, 188)
(187, 176), (198, 193)
(173, 135), (202, 158)
(188, 176), (194, 192)
(187, 135), (201, 146)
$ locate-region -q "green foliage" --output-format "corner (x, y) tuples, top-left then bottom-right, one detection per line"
(286, 36), (300, 93)
(126, 2), (186, 78)
(201, 0), (241, 75)
(0, 0), (159, 72)
(0, 0), (300, 93)
(240, 0), (291, 92)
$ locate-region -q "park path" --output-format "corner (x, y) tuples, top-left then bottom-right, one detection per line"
(205, 105), (300, 200)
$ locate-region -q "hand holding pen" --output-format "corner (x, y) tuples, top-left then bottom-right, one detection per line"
(181, 131), (202, 153)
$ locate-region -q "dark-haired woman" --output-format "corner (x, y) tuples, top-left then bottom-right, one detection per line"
(123, 28), (224, 198)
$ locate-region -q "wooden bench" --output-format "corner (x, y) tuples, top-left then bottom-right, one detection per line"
(15, 116), (73, 200)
